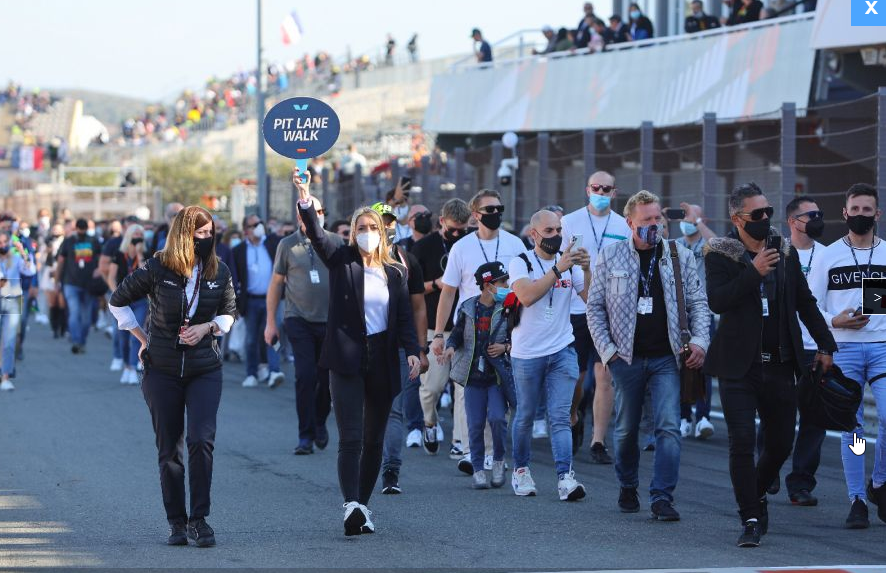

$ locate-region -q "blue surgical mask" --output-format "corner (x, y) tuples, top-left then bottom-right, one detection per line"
(230, 238), (242, 248)
(588, 194), (611, 212)
(630, 9), (641, 19)
(679, 221), (698, 236)
(493, 287), (512, 303)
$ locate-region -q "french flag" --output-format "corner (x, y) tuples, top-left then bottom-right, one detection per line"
(281, 10), (303, 46)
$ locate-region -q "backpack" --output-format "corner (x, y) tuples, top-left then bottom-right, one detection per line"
(503, 252), (573, 335)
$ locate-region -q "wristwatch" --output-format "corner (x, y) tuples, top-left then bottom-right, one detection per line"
(209, 321), (220, 336)
(552, 266), (563, 280)
(695, 217), (703, 225)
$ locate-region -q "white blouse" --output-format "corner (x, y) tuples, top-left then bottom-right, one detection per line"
(363, 266), (389, 335)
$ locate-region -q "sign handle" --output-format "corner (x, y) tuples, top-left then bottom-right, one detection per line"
(295, 158), (309, 184)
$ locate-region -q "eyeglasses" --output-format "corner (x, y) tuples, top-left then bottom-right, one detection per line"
(738, 206), (774, 221)
(543, 205), (564, 213)
(793, 210), (823, 221)
(477, 205), (505, 214)
(588, 184), (616, 194)
(246, 220), (263, 229)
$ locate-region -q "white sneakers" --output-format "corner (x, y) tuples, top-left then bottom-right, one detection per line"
(558, 470), (587, 501)
(532, 420), (548, 439)
(267, 371), (284, 389)
(406, 428), (422, 448)
(512, 467), (537, 496)
(110, 358), (123, 372)
(120, 369), (139, 385)
(490, 460), (506, 488)
(0, 379), (14, 391)
(256, 364), (270, 383)
(242, 375), (259, 388)
(440, 390), (452, 409)
(343, 501), (373, 536)
(680, 419), (692, 439)
(472, 470), (491, 489)
(695, 417), (715, 439)
(435, 424), (444, 442)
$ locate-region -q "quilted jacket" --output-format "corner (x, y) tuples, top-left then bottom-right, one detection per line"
(586, 238), (711, 365)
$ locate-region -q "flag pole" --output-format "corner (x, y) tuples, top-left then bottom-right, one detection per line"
(256, 0), (268, 221)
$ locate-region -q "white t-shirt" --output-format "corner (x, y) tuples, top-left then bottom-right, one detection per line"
(441, 230), (526, 301)
(508, 250), (585, 359)
(796, 241), (825, 350)
(562, 207), (630, 314)
(364, 267), (389, 335)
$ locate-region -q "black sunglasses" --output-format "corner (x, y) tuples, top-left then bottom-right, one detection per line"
(738, 207), (774, 221)
(478, 205), (505, 214)
(588, 184), (616, 194)
(793, 209), (823, 221)
(246, 220), (264, 229)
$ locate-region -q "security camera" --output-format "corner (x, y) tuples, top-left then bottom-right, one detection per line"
(498, 157), (519, 187)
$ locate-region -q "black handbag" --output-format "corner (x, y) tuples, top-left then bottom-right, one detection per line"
(88, 275), (109, 297)
(668, 241), (705, 405)
(798, 363), (863, 432)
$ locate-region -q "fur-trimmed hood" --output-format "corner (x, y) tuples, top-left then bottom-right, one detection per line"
(703, 231), (791, 262)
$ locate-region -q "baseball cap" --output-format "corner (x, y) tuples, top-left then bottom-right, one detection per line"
(474, 261), (509, 287)
(370, 202), (396, 222)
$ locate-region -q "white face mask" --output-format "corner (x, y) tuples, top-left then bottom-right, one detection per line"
(39, 216), (50, 228)
(356, 231), (380, 253)
(86, 229), (96, 237)
(20, 228), (30, 238)
(318, 215), (326, 229)
(252, 223), (266, 239)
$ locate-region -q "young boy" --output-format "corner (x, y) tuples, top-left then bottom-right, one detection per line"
(444, 261), (514, 489)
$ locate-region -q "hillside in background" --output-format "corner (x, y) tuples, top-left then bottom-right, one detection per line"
(53, 89), (151, 134)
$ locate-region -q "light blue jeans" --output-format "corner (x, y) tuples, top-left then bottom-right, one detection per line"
(63, 285), (96, 346)
(512, 346), (579, 476)
(609, 355), (682, 504)
(0, 300), (21, 376)
(834, 341), (886, 500)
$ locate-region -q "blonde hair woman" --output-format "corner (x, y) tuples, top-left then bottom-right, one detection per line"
(294, 167), (421, 537)
(109, 206), (237, 548)
(107, 224), (147, 384)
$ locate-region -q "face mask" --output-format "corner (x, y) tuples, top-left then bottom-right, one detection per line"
(444, 228), (465, 244)
(194, 236), (214, 259)
(742, 218), (770, 241)
(413, 213), (433, 235)
(846, 214), (875, 236)
(637, 223), (663, 247)
(385, 227), (397, 243)
(394, 205), (409, 221)
(230, 238), (242, 249)
(692, 10), (703, 17)
(478, 212), (502, 231)
(131, 237), (144, 246)
(588, 194), (611, 212)
(494, 287), (512, 303)
(0, 246), (9, 255)
(144, 230), (154, 244)
(538, 234), (563, 255)
(252, 223), (266, 239)
(679, 221), (698, 236)
(40, 216), (50, 228)
(803, 218), (825, 239)
(356, 231), (380, 253)
(19, 228), (30, 239)
(86, 229), (96, 237)
(317, 215), (325, 229)
(630, 10), (641, 19)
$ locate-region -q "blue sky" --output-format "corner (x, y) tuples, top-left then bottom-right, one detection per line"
(3, 0), (612, 101)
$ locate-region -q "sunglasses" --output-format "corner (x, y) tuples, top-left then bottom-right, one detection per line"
(738, 206), (774, 221)
(588, 184), (616, 194)
(246, 220), (264, 229)
(478, 205), (505, 214)
(793, 210), (823, 221)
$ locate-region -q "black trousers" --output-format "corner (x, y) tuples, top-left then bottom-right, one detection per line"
(719, 360), (797, 522)
(285, 317), (332, 442)
(141, 367), (223, 522)
(330, 333), (393, 506)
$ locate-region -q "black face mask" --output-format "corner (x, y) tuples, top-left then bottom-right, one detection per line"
(803, 218), (825, 239)
(443, 227), (466, 244)
(846, 214), (876, 236)
(742, 218), (770, 241)
(479, 212), (502, 231)
(131, 237), (144, 246)
(194, 236), (214, 260)
(413, 213), (433, 235)
(0, 246), (9, 255)
(538, 234), (563, 255)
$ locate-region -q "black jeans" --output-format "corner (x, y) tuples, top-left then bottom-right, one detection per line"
(285, 317), (332, 443)
(141, 367), (223, 522)
(756, 349), (825, 495)
(720, 360), (797, 522)
(330, 332), (393, 505)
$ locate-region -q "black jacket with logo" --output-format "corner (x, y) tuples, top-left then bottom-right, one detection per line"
(110, 256), (238, 378)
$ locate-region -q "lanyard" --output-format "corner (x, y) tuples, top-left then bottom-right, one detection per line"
(182, 263), (202, 325)
(533, 252), (558, 308)
(846, 237), (875, 282)
(588, 210), (611, 255)
(477, 234), (499, 263)
(638, 248), (658, 298)
(439, 235), (450, 272)
(306, 242), (315, 271)
(801, 243), (815, 278)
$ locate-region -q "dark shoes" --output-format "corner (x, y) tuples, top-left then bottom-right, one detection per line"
(759, 496), (769, 535)
(294, 440), (314, 455)
(789, 489), (818, 507)
(167, 519), (188, 546)
(187, 518), (216, 548)
(866, 480), (886, 524)
(382, 469), (401, 494)
(650, 500), (680, 521)
(737, 520), (763, 547)
(314, 426), (329, 450)
(766, 475), (780, 495)
(618, 487), (640, 513)
(845, 496), (870, 529)
(590, 442), (613, 465)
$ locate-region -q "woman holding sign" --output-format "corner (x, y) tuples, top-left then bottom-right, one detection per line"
(294, 167), (421, 536)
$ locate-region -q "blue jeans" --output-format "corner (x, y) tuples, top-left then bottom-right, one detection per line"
(285, 316), (331, 443)
(465, 383), (507, 472)
(512, 346), (579, 476)
(63, 285), (96, 346)
(0, 307), (21, 376)
(835, 341), (886, 500)
(382, 350), (422, 472)
(244, 296), (279, 376)
(610, 355), (682, 504)
(124, 299), (148, 367)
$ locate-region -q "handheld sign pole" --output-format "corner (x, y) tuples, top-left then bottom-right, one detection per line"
(262, 97), (341, 184)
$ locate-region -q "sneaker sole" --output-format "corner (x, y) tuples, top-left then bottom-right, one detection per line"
(560, 486), (586, 501)
(268, 377), (284, 389)
(651, 512), (681, 522)
(423, 444), (439, 455)
(619, 505), (640, 513)
(696, 427), (714, 440)
(344, 510), (366, 536)
(194, 536), (216, 548)
(790, 498), (818, 507)
(513, 490), (537, 497)
(382, 486), (401, 495)
(737, 539), (761, 548)
(449, 452), (464, 460)
(845, 520), (870, 529)
(167, 535), (188, 546)
(473, 484), (491, 490)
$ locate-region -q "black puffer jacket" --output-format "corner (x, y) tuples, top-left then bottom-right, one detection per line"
(110, 257), (238, 378)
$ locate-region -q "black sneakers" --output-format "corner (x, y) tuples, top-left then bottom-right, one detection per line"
(381, 469), (401, 494)
(866, 480), (886, 524)
(766, 475), (780, 495)
(423, 425), (439, 455)
(187, 518), (216, 548)
(314, 425), (329, 450)
(650, 500), (680, 521)
(789, 489), (818, 507)
(293, 441), (314, 455)
(737, 520), (762, 547)
(590, 442), (613, 464)
(618, 487), (640, 513)
(845, 496), (870, 529)
(167, 518), (188, 546)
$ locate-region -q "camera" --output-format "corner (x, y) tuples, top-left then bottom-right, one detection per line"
(497, 157), (519, 187)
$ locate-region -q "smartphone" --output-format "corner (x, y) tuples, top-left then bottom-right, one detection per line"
(664, 208), (685, 220)
(271, 335), (282, 352)
(853, 306), (864, 318)
(766, 235), (782, 252)
(571, 234), (583, 250)
(399, 176), (412, 192)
